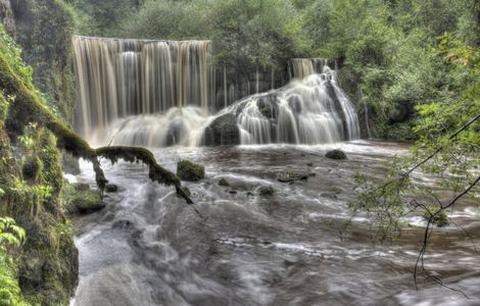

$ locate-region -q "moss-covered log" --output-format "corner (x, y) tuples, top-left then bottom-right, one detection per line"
(0, 28), (193, 205)
(95, 146), (193, 204)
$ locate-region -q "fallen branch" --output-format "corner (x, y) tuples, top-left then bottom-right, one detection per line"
(95, 146), (193, 204)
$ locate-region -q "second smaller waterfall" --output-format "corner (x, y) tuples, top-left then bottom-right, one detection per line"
(223, 64), (360, 145)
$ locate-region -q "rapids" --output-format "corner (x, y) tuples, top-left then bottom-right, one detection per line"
(69, 141), (480, 306)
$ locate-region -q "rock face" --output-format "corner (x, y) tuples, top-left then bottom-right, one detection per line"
(325, 149), (347, 160)
(63, 183), (106, 215)
(203, 113), (240, 146)
(177, 160), (205, 181)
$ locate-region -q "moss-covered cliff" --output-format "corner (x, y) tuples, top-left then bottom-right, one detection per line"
(0, 26), (78, 305)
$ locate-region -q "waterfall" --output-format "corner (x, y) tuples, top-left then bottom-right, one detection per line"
(72, 36), (360, 147)
(73, 36), (210, 135)
(228, 65), (360, 145)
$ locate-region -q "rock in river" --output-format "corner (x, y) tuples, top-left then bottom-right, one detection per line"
(325, 149), (347, 160)
(177, 160), (205, 181)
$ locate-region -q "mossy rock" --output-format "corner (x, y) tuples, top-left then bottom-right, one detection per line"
(325, 149), (347, 160)
(257, 185), (275, 196)
(176, 160), (205, 182)
(218, 178), (230, 186)
(63, 183), (105, 215)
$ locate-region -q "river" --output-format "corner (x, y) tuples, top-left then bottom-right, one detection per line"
(69, 140), (480, 306)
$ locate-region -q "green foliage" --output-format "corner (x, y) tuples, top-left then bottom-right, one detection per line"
(0, 25), (33, 84)
(122, 0), (209, 40)
(0, 217), (29, 306)
(66, 0), (143, 36)
(422, 205), (449, 227)
(354, 37), (479, 238)
(0, 217), (25, 247)
(208, 0), (307, 70)
(118, 0), (308, 75)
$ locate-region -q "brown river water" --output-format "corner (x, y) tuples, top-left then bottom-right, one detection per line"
(68, 140), (480, 306)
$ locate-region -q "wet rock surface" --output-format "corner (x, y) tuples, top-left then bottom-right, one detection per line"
(325, 149), (347, 160)
(203, 113), (240, 146)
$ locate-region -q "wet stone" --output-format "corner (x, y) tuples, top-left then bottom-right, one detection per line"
(257, 185), (275, 196)
(325, 149), (347, 160)
(105, 183), (118, 193)
(218, 178), (230, 186)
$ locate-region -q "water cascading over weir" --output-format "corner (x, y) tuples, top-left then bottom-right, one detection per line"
(73, 36), (210, 136)
(72, 36), (360, 147)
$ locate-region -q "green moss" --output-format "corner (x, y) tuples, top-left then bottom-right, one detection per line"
(62, 183), (105, 215)
(0, 108), (78, 305)
(176, 160), (205, 182)
(0, 91), (11, 121)
(0, 217), (29, 306)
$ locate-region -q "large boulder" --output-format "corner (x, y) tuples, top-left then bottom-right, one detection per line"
(176, 160), (205, 181)
(203, 113), (240, 146)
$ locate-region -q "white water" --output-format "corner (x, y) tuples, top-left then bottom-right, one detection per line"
(89, 70), (360, 147)
(233, 67), (360, 145)
(73, 38), (360, 147)
(73, 36), (210, 135)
